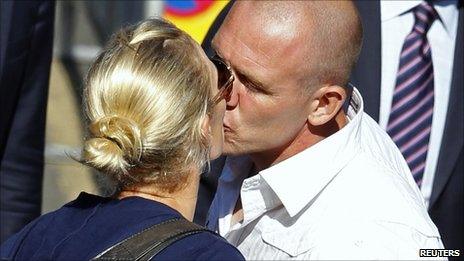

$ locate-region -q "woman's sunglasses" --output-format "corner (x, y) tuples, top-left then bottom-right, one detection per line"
(211, 55), (234, 105)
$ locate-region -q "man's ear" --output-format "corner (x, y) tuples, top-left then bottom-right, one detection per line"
(307, 85), (347, 126)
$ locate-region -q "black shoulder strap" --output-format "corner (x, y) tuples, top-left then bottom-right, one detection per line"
(92, 218), (213, 261)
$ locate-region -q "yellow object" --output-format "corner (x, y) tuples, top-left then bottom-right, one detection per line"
(164, 1), (229, 44)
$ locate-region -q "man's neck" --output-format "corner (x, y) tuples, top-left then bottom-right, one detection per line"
(249, 113), (348, 172)
(249, 126), (322, 172)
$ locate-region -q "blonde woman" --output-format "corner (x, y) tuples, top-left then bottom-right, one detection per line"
(1, 18), (243, 260)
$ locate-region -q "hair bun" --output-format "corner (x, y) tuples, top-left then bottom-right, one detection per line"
(83, 115), (143, 176)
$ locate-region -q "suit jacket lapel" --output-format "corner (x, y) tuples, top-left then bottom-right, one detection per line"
(429, 4), (464, 208)
(350, 1), (382, 121)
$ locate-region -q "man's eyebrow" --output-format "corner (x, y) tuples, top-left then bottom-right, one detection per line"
(234, 67), (271, 94)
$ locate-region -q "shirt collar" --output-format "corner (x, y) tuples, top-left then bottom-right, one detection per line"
(380, 0), (458, 37)
(259, 88), (364, 217)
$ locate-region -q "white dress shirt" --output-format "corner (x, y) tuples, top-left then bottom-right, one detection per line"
(379, 1), (458, 207)
(207, 88), (444, 260)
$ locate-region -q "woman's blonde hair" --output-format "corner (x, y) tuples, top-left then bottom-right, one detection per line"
(81, 18), (214, 193)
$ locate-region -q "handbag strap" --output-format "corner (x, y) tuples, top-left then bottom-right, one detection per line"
(92, 218), (213, 261)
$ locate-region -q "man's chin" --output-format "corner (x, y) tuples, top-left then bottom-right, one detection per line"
(222, 150), (240, 157)
(222, 143), (258, 158)
(222, 143), (244, 156)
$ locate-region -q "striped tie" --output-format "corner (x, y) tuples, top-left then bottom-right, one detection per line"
(387, 2), (437, 188)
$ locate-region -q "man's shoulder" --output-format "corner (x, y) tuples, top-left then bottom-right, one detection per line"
(357, 112), (412, 175)
(332, 152), (438, 232)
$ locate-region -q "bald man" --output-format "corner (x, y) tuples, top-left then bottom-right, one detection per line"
(203, 1), (445, 259)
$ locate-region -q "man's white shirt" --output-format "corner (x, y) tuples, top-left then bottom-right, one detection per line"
(207, 88), (444, 260)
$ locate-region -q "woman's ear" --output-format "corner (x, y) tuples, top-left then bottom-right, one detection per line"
(307, 85), (347, 126)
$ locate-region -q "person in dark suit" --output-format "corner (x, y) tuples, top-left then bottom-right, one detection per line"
(0, 0), (55, 243)
(351, 1), (462, 252)
(196, 0), (463, 253)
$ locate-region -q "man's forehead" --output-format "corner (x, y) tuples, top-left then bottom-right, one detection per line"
(212, 28), (269, 68)
(212, 16), (303, 72)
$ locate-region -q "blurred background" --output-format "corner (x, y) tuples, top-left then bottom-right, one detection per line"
(43, 0), (229, 214)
